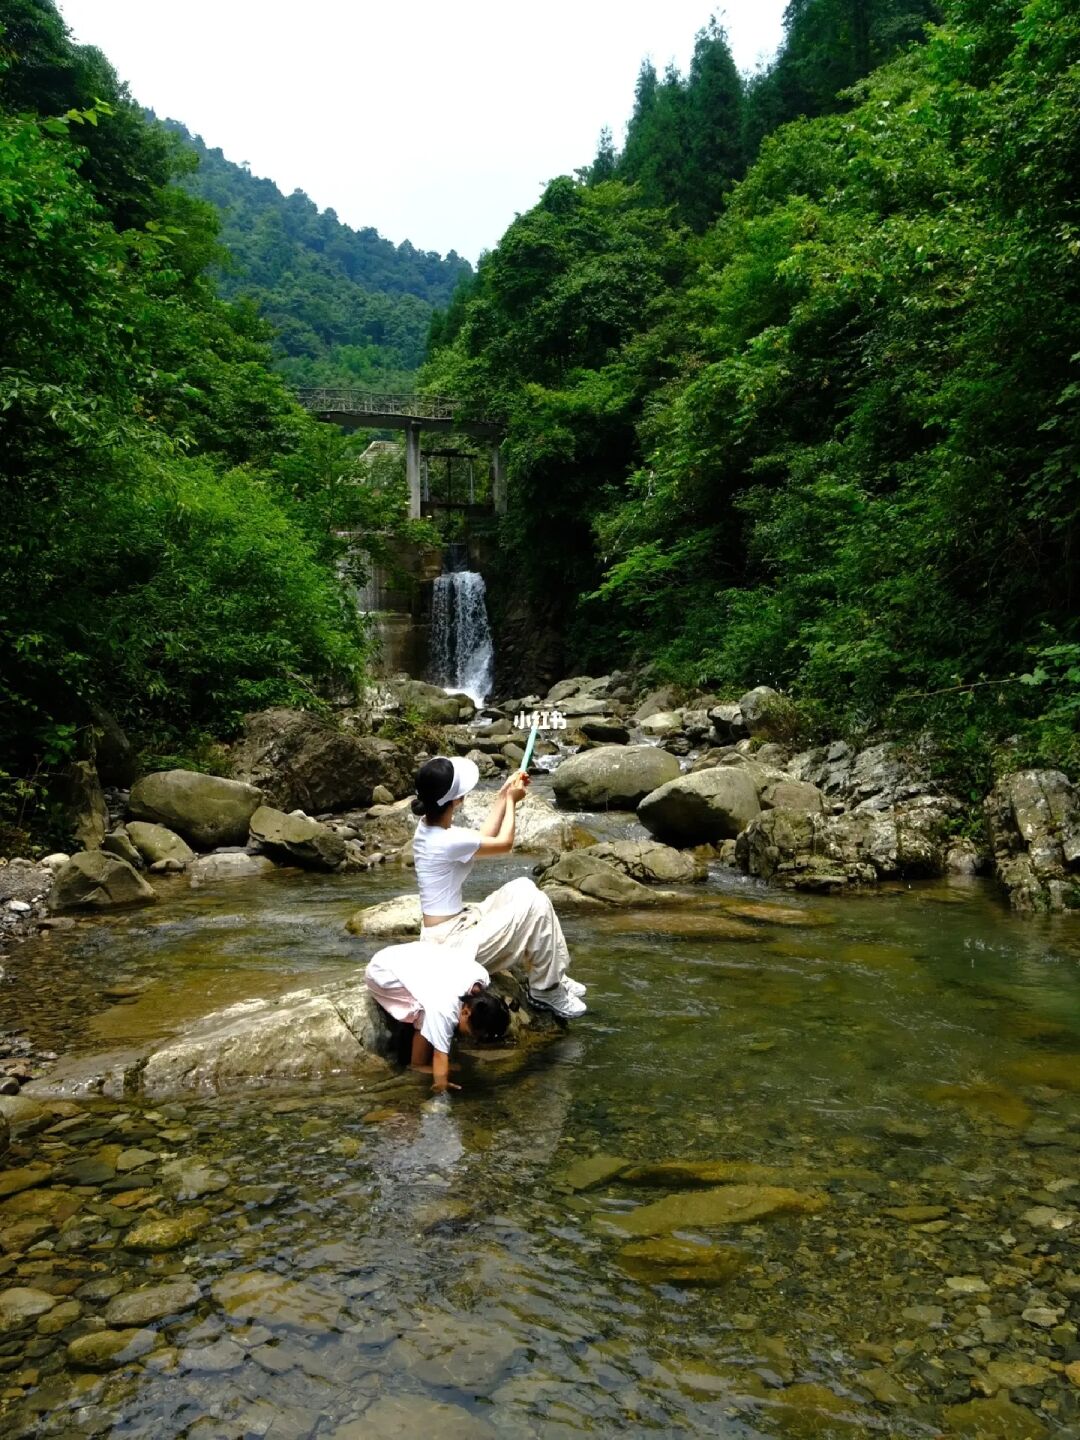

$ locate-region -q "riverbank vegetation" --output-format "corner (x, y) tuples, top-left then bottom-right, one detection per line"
(0, 0), (431, 848)
(426, 0), (1080, 784)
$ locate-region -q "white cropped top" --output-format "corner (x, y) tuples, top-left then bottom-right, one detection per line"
(413, 821), (482, 916)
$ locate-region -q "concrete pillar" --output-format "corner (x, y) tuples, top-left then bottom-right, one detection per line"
(490, 443), (507, 515)
(406, 424), (422, 518)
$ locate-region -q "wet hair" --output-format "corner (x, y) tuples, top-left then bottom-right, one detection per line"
(462, 990), (511, 1042)
(411, 757), (455, 821)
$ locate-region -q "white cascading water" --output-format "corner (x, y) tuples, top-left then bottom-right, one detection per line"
(429, 569), (494, 706)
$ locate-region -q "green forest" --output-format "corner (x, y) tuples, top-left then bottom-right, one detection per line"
(170, 122), (471, 390)
(427, 0), (1080, 791)
(2, 0), (1078, 850)
(0, 0), (432, 849)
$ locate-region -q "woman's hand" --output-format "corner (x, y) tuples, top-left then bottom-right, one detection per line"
(506, 770), (530, 805)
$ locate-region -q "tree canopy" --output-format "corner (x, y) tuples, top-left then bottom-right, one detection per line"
(427, 0), (1080, 779)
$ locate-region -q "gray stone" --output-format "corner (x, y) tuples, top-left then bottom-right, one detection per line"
(63, 759), (108, 851)
(985, 769), (1080, 912)
(230, 707), (412, 810)
(50, 851), (156, 912)
(129, 770), (264, 849)
(100, 827), (144, 869)
(211, 1270), (344, 1333)
(639, 768), (761, 846)
(760, 779), (825, 814)
(707, 702), (748, 742)
(577, 717), (631, 745)
(559, 694), (614, 718)
(640, 711), (684, 737)
(189, 851), (276, 886)
(578, 839), (706, 885)
(552, 745), (680, 811)
(67, 1327), (159, 1369)
(0, 1287), (57, 1334)
(737, 686), (800, 742)
(536, 851), (669, 906)
(126, 821), (195, 868)
(28, 977), (395, 1101)
(634, 687), (679, 722)
(104, 1280), (201, 1327)
(333, 1396), (497, 1440)
(346, 894), (420, 939)
(737, 799), (957, 887)
(179, 1337), (245, 1372)
(249, 805), (346, 871)
(546, 676), (594, 703)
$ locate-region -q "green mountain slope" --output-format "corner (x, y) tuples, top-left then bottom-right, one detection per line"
(166, 120), (472, 390)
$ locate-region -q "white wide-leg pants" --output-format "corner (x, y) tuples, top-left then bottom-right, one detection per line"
(422, 876), (571, 991)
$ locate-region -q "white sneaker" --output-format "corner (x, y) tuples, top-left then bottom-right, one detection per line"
(529, 984), (587, 1019)
(562, 976), (587, 998)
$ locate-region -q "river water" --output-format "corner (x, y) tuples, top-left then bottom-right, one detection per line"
(1, 845), (1079, 1438)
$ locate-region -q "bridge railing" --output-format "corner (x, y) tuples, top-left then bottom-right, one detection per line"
(296, 389), (461, 422)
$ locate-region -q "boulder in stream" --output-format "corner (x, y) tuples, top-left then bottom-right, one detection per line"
(737, 799), (957, 889)
(128, 770), (263, 849)
(346, 894), (421, 939)
(536, 851), (673, 907)
(249, 805), (346, 871)
(577, 839), (706, 885)
(50, 851), (156, 912)
(638, 768), (761, 846)
(552, 745), (680, 811)
(25, 979), (397, 1099)
(230, 707), (412, 811)
(985, 769), (1080, 912)
(126, 821), (195, 869)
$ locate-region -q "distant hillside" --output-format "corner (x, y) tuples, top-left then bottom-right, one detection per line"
(165, 120), (472, 390)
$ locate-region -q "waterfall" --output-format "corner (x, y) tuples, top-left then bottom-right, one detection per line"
(429, 570), (494, 705)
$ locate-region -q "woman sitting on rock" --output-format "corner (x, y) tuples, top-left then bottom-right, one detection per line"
(408, 755), (586, 1019)
(364, 941), (510, 1093)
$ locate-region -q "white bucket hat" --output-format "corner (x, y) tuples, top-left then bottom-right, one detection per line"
(437, 756), (480, 806)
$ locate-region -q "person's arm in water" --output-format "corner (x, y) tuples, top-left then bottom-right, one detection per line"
(476, 772), (529, 856)
(431, 1048), (460, 1093)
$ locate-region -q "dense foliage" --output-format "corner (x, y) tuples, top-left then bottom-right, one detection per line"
(427, 0), (1080, 777)
(172, 123), (471, 390)
(0, 0), (420, 846)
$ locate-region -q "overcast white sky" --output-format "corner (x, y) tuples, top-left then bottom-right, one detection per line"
(56, 1), (786, 262)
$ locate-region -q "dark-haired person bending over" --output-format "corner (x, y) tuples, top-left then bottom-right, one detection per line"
(364, 942), (509, 1093)
(408, 755), (586, 1019)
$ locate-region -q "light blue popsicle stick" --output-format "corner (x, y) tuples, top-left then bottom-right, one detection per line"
(520, 721), (540, 772)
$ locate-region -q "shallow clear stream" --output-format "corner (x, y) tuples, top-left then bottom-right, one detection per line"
(1, 853), (1079, 1438)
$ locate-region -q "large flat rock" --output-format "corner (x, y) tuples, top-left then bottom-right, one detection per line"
(25, 980), (395, 1100)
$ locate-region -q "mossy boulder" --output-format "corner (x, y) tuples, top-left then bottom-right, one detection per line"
(129, 770), (263, 849)
(50, 851), (157, 912)
(126, 821), (196, 868)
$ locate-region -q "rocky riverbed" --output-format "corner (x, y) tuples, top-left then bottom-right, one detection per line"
(1, 844), (1080, 1437)
(0, 675), (1078, 1436)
